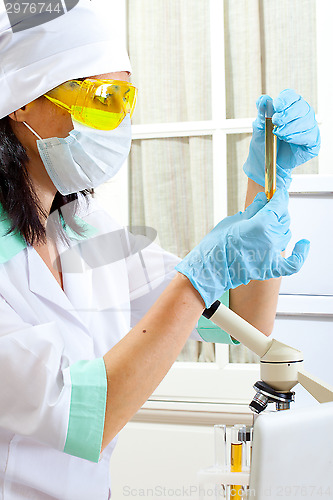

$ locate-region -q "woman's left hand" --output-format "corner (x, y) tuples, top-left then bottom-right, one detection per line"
(176, 188), (310, 309)
(243, 89), (321, 189)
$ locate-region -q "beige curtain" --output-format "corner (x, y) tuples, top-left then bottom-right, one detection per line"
(127, 0), (317, 363)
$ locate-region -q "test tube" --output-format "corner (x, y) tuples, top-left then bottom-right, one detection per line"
(230, 425), (244, 499)
(214, 425), (227, 499)
(265, 100), (277, 201)
(214, 424), (227, 469)
(245, 426), (253, 469)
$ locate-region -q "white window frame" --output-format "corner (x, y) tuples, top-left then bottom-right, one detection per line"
(94, 0), (333, 404)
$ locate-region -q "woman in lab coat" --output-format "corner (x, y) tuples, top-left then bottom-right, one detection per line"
(0, 2), (320, 499)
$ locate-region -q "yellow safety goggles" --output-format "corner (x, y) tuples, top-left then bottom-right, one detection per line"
(44, 78), (138, 131)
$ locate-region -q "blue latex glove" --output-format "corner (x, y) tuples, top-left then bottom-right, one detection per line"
(243, 89), (321, 189)
(175, 189), (310, 309)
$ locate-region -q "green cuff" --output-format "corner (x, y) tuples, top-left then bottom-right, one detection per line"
(197, 291), (240, 345)
(64, 358), (107, 463)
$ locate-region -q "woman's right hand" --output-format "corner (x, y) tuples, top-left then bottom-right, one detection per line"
(175, 189), (310, 309)
(243, 90), (320, 190)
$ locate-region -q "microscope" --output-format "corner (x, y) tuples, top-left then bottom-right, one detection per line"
(197, 301), (333, 499)
(204, 300), (333, 410)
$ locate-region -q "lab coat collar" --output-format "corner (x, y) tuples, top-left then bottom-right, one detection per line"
(26, 244), (95, 335)
(0, 204), (99, 331)
(26, 218), (99, 333)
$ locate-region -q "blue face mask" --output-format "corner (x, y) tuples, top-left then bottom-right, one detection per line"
(23, 114), (132, 195)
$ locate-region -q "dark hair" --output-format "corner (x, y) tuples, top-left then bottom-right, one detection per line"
(0, 115), (92, 246)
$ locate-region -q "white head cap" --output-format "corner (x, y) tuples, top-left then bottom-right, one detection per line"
(0, 0), (132, 119)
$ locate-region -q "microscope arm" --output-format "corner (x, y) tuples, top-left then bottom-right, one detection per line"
(297, 367), (333, 403)
(207, 302), (273, 358)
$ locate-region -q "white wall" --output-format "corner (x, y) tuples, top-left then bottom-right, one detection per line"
(110, 422), (216, 500)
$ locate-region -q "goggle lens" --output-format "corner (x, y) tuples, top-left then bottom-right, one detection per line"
(44, 79), (137, 130)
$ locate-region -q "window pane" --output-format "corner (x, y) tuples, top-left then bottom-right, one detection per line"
(229, 344), (260, 364)
(293, 157), (319, 175)
(129, 136), (215, 362)
(227, 134), (251, 215)
(224, 0), (317, 119)
(129, 137), (214, 255)
(127, 0), (212, 124)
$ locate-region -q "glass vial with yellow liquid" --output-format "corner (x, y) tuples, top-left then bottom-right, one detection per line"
(265, 100), (277, 201)
(230, 425), (245, 498)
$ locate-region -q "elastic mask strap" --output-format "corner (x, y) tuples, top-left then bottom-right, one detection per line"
(23, 121), (43, 140)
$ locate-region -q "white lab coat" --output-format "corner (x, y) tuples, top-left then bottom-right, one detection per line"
(0, 196), (201, 499)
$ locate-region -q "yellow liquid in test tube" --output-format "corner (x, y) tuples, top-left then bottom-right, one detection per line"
(231, 442), (243, 498)
(265, 117), (277, 200)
